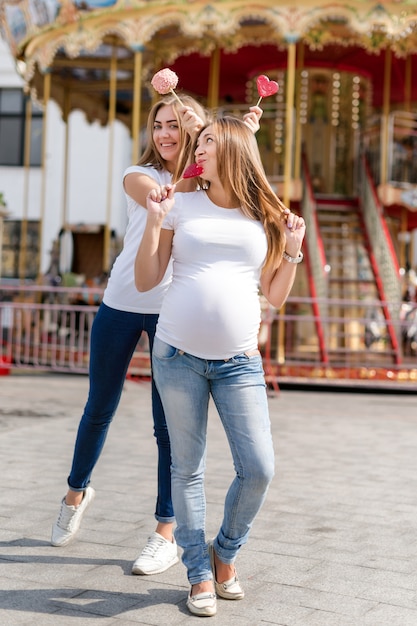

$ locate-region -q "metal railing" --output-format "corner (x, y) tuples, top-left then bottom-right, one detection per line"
(260, 295), (417, 389)
(1, 285), (416, 388)
(0, 285), (101, 375)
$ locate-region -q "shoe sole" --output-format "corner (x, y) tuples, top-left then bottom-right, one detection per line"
(186, 595), (217, 617)
(51, 534), (75, 548)
(131, 555), (179, 576)
(186, 602), (217, 617)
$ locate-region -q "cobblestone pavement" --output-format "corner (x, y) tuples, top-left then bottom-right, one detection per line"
(1, 373), (417, 625)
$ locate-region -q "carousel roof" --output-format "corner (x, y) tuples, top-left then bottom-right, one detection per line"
(0, 0), (416, 126)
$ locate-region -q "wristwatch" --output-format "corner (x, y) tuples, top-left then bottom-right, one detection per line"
(282, 250), (303, 264)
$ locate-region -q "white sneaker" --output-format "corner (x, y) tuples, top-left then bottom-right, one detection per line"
(51, 486), (95, 547)
(132, 531), (179, 575)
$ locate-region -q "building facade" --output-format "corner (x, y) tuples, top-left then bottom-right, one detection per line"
(0, 37), (131, 282)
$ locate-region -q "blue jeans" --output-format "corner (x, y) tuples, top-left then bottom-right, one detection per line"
(152, 337), (275, 584)
(67, 303), (174, 523)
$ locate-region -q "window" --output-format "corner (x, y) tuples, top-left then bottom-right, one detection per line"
(0, 89), (43, 166)
(1, 220), (40, 279)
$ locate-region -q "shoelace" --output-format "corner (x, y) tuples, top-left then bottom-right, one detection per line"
(141, 535), (167, 557)
(57, 502), (77, 531)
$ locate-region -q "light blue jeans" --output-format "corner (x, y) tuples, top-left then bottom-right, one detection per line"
(152, 336), (275, 585)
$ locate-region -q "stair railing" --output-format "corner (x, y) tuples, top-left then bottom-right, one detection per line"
(301, 154), (329, 363)
(359, 156), (402, 363)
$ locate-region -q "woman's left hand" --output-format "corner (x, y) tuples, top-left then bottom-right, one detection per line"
(243, 106), (263, 134)
(282, 210), (306, 257)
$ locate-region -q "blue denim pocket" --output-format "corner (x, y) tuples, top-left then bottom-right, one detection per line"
(231, 353), (262, 364)
(153, 336), (180, 361)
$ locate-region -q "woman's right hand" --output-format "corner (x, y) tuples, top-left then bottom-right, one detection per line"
(136, 185), (175, 292)
(146, 184), (176, 221)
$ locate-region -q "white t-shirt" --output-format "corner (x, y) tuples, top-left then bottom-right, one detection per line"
(156, 191), (268, 359)
(103, 164), (173, 313)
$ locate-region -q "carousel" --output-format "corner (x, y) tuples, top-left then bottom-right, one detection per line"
(1, 0), (417, 385)
(1, 1), (416, 191)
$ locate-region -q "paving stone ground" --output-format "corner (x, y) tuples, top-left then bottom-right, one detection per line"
(0, 373), (417, 625)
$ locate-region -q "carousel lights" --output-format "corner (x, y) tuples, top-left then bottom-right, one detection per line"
(300, 70), (309, 125)
(274, 71), (285, 155)
(331, 72), (340, 127)
(351, 75), (361, 130)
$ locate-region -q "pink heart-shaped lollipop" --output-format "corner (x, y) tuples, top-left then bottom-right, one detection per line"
(182, 163), (204, 179)
(256, 75), (279, 98)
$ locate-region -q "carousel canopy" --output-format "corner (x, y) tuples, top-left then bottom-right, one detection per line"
(0, 0), (416, 127)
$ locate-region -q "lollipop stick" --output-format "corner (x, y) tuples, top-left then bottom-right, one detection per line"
(175, 175), (195, 185)
(256, 96), (263, 107)
(170, 89), (184, 106)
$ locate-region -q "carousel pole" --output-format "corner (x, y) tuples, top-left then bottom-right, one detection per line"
(404, 54), (411, 113)
(283, 39), (296, 207)
(278, 38), (297, 365)
(294, 41), (304, 181)
(104, 45), (117, 273)
(380, 47), (392, 186)
(59, 88), (71, 275)
(19, 95), (32, 283)
(208, 46), (220, 111)
(131, 47), (143, 164)
(37, 70), (51, 280)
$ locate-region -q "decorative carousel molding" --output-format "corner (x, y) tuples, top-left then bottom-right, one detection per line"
(1, 0), (416, 70)
(1, 0), (416, 126)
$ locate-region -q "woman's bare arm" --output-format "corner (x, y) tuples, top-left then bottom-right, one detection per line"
(260, 212), (306, 309)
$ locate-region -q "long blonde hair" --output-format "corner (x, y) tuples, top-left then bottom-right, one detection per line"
(201, 116), (287, 272)
(138, 95), (208, 183)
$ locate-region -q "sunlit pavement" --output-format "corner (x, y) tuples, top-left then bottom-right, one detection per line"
(1, 373), (417, 625)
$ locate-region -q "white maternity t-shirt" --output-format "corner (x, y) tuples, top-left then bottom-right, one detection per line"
(156, 190), (268, 359)
(103, 164), (173, 313)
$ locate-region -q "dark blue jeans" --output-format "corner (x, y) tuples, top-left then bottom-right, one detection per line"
(67, 302), (174, 523)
